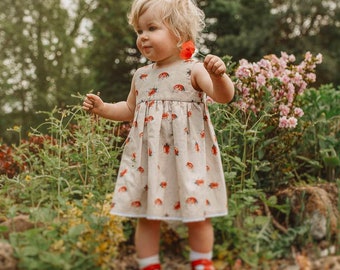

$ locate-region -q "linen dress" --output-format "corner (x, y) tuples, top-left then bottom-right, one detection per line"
(110, 60), (228, 222)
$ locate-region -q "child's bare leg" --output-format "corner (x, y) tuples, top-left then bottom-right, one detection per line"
(135, 218), (161, 258)
(187, 219), (214, 252)
(187, 219), (215, 269)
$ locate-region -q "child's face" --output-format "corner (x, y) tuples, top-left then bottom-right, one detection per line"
(135, 6), (179, 64)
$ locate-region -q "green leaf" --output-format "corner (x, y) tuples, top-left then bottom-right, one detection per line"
(0, 225), (9, 233)
(67, 224), (86, 240)
(267, 195), (278, 206)
(21, 246), (40, 257)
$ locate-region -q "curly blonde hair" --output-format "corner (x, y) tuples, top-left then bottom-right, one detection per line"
(128, 0), (205, 47)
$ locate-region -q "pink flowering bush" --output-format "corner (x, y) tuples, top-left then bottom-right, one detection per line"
(211, 52), (323, 191)
(234, 52), (322, 128)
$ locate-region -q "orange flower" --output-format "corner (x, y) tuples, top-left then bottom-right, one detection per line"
(180, 40), (195, 60)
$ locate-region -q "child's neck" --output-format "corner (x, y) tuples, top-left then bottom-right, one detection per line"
(153, 56), (182, 69)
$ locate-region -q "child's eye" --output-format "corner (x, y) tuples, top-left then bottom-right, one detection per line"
(136, 29), (143, 35)
(149, 26), (157, 31)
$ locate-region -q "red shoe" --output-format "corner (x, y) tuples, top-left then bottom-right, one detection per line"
(191, 259), (215, 270)
(141, 263), (161, 270)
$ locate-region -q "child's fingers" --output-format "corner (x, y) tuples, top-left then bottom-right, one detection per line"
(82, 94), (98, 111)
(82, 99), (94, 111)
(204, 55), (226, 76)
(86, 93), (98, 101)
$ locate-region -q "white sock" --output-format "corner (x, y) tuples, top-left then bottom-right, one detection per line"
(189, 250), (213, 261)
(137, 254), (160, 268)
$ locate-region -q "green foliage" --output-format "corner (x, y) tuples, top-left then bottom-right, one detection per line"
(1, 0), (340, 146)
(7, 97), (122, 205)
(0, 0), (95, 144)
(9, 226), (98, 270)
(0, 83), (338, 268)
(295, 84), (340, 181)
(0, 96), (126, 269)
(208, 60), (339, 267)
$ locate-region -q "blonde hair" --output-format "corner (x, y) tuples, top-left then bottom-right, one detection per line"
(128, 0), (205, 47)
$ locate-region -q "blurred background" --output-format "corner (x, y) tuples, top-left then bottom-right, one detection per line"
(1, 0), (339, 144)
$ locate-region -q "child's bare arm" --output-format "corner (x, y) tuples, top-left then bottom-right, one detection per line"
(82, 77), (136, 122)
(192, 54), (234, 104)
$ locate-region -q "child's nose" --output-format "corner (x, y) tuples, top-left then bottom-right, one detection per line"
(140, 32), (148, 41)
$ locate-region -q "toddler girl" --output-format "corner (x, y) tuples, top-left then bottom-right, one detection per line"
(83, 0), (234, 269)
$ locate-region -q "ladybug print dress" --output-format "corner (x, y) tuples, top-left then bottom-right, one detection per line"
(110, 60), (228, 222)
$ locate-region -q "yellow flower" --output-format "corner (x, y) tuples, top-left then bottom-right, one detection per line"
(13, 126), (21, 132)
(25, 175), (31, 182)
(51, 239), (65, 252)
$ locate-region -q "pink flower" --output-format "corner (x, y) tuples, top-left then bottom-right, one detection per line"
(315, 53), (323, 64)
(305, 51), (312, 61)
(287, 117), (298, 128)
(279, 104), (290, 116)
(306, 73), (316, 82)
(256, 74), (266, 87)
(236, 65), (251, 78)
(234, 51), (322, 128)
(294, 107), (304, 117)
(279, 116), (289, 128)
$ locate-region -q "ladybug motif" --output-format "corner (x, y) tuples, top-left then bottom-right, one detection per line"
(144, 115), (154, 124)
(162, 112), (169, 119)
(163, 143), (170, 154)
(120, 169), (128, 177)
(206, 199), (211, 206)
(148, 88), (157, 97)
(186, 162), (194, 169)
(206, 165), (210, 171)
(194, 179), (205, 186)
(174, 147), (179, 156)
(160, 181), (167, 188)
(195, 142), (200, 152)
(140, 73), (148, 80)
(171, 113), (178, 120)
(132, 152), (137, 160)
(173, 84), (185, 91)
(131, 201), (142, 207)
(139, 132), (144, 138)
(148, 148), (153, 156)
(174, 201), (181, 210)
(187, 110), (192, 118)
(158, 72), (170, 79)
(154, 198), (163, 205)
(186, 197), (198, 204)
(118, 186), (127, 192)
(209, 182), (219, 189)
(211, 145), (218, 155)
(200, 130), (205, 138)
(137, 166), (145, 173)
(148, 100), (155, 108)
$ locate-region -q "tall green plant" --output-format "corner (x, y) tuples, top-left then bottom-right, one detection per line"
(210, 52), (324, 267)
(1, 95), (127, 269)
(3, 94), (123, 209)
(216, 52), (323, 191)
(295, 84), (340, 181)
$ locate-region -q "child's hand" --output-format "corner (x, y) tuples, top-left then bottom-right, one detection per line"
(203, 54), (226, 77)
(82, 93), (104, 114)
